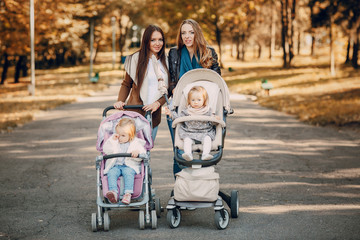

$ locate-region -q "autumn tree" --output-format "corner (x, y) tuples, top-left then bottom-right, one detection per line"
(280, 0), (297, 68)
(309, 0), (340, 75)
(1, 0), (92, 84)
(146, 0), (203, 45)
(336, 0), (360, 69)
(225, 0), (257, 61)
(0, 0), (29, 84)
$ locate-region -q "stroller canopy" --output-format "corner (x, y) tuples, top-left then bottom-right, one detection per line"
(96, 111), (153, 152)
(172, 69), (231, 112)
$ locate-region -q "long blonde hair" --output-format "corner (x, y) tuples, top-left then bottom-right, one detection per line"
(115, 118), (136, 142)
(176, 19), (213, 68)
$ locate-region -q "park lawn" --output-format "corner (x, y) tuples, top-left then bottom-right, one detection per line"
(222, 53), (360, 128)
(0, 52), (359, 132)
(0, 61), (121, 132)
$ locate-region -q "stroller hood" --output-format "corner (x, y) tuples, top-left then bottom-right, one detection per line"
(172, 69), (231, 112)
(96, 111), (153, 152)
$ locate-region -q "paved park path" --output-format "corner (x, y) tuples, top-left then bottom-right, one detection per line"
(0, 83), (359, 240)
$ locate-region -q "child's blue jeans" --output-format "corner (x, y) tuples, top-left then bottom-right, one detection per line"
(107, 165), (136, 194)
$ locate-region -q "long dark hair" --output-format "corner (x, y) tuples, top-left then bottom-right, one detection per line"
(136, 25), (169, 89)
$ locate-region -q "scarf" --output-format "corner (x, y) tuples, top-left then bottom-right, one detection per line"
(179, 46), (203, 79)
(186, 105), (210, 116)
(124, 52), (168, 104)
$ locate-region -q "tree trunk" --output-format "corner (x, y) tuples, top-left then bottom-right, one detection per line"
(345, 34), (351, 64)
(257, 42), (262, 58)
(240, 33), (246, 61)
(230, 32), (234, 58)
(215, 23), (223, 68)
(1, 53), (9, 85)
(311, 31), (315, 56)
(329, 15), (336, 76)
(269, 1), (276, 60)
(351, 27), (359, 69)
(281, 0), (289, 68)
(93, 34), (102, 64)
(234, 32), (240, 60)
(297, 30), (301, 55)
(21, 56), (28, 77)
(289, 0), (296, 64)
(118, 8), (131, 62)
(14, 56), (25, 83)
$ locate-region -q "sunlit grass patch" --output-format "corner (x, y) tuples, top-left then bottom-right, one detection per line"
(0, 54), (123, 132)
(222, 54), (360, 128)
(258, 89), (360, 126)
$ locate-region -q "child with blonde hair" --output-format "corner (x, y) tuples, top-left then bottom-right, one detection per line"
(165, 86), (219, 161)
(103, 118), (146, 204)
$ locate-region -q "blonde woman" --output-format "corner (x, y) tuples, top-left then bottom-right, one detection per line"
(168, 19), (221, 175)
(168, 19), (221, 95)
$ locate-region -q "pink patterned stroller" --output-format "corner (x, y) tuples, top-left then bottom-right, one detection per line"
(91, 106), (161, 231)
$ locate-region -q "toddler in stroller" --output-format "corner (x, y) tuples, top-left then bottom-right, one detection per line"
(92, 106), (161, 231)
(103, 118), (146, 205)
(165, 69), (239, 230)
(165, 85), (219, 161)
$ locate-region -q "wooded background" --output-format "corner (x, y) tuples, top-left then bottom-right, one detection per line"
(1, 0), (359, 84)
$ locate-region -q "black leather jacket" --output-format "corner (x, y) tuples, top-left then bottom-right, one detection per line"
(168, 46), (221, 96)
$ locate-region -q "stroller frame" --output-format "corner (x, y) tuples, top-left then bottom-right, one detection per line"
(91, 106), (161, 231)
(165, 69), (239, 230)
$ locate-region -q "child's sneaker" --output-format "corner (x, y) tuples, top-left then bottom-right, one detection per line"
(106, 191), (118, 204)
(202, 154), (213, 160)
(121, 193), (132, 204)
(182, 153), (193, 161)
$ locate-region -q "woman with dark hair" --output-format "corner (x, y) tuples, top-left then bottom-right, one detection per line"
(114, 25), (170, 141)
(167, 19), (221, 175)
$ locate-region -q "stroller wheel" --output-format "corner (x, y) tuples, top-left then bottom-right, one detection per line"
(151, 210), (157, 229)
(155, 198), (161, 218)
(167, 208), (181, 229)
(138, 210), (145, 230)
(91, 213), (98, 232)
(214, 209), (229, 230)
(103, 211), (110, 231)
(230, 190), (239, 218)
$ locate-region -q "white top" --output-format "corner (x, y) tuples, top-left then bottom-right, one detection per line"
(146, 59), (159, 105)
(124, 52), (169, 105)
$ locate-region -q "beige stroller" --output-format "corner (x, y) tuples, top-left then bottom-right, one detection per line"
(166, 69), (239, 230)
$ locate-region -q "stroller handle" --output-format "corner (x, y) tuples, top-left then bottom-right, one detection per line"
(102, 105), (144, 117)
(103, 153), (148, 160)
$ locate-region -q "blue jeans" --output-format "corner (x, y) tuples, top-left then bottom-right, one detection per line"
(166, 116), (181, 176)
(152, 126), (158, 143)
(107, 165), (136, 194)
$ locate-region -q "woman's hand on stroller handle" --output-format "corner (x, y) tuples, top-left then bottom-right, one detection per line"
(142, 101), (161, 114)
(164, 107), (172, 117)
(114, 101), (125, 110)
